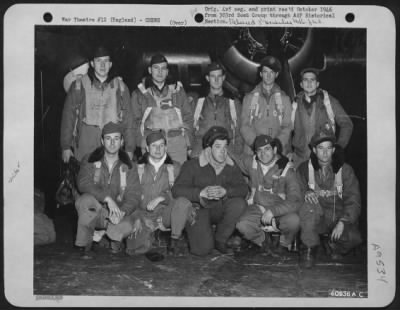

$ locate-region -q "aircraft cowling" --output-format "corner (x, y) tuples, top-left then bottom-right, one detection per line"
(219, 28), (314, 100)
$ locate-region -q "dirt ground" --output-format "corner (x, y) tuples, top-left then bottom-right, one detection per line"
(34, 216), (367, 299)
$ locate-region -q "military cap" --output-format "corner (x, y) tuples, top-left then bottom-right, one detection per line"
(300, 67), (320, 80)
(253, 134), (274, 152)
(202, 126), (230, 148)
(150, 53), (168, 66)
(102, 122), (123, 136)
(309, 127), (336, 148)
(146, 130), (167, 146)
(206, 62), (225, 74)
(92, 46), (111, 59)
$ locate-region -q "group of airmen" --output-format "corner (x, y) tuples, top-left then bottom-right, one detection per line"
(61, 45), (362, 268)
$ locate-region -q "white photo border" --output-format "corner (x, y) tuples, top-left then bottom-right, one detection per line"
(3, 4), (396, 307)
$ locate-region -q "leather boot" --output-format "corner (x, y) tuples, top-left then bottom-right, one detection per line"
(257, 235), (280, 257)
(167, 236), (188, 257)
(75, 241), (94, 259)
(227, 235), (242, 251)
(274, 244), (289, 255)
(327, 240), (345, 261)
(97, 237), (111, 249)
(259, 233), (272, 252)
(299, 247), (317, 268)
(110, 241), (123, 254)
(215, 241), (234, 255)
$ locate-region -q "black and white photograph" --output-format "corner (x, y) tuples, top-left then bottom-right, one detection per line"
(3, 4), (396, 308)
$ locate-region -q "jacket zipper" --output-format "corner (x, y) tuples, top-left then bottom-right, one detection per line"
(107, 160), (119, 185)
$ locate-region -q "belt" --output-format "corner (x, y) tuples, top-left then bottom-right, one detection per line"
(146, 128), (184, 138)
(316, 189), (337, 197)
(258, 185), (274, 193)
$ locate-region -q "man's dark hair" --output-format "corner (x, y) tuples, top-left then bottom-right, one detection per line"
(92, 46), (112, 61)
(300, 68), (320, 82)
(202, 126), (230, 149)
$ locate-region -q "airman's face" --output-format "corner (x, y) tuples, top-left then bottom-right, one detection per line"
(313, 141), (335, 165)
(91, 56), (112, 79)
(102, 132), (123, 155)
(211, 139), (228, 164)
(206, 69), (225, 91)
(256, 144), (276, 165)
(260, 66), (278, 86)
(147, 139), (167, 161)
(149, 62), (168, 84)
(300, 72), (319, 95)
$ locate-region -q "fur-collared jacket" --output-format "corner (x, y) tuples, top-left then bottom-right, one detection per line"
(171, 149), (248, 205)
(130, 76), (194, 148)
(238, 154), (302, 217)
(296, 147), (361, 224)
(77, 147), (141, 215)
(136, 153), (181, 210)
(60, 69), (134, 160)
(240, 83), (292, 155)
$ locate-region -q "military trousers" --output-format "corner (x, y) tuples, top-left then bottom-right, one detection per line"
(74, 193), (130, 247)
(236, 204), (300, 247)
(299, 201), (362, 253)
(185, 197), (247, 256)
(123, 197), (194, 255)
